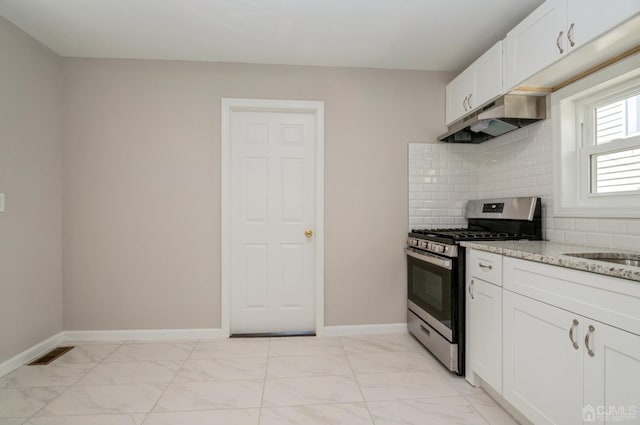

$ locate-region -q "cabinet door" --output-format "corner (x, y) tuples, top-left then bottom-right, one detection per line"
(471, 278), (503, 393)
(445, 67), (474, 125)
(583, 321), (640, 424)
(503, 291), (584, 425)
(568, 0), (640, 51)
(504, 0), (568, 90)
(472, 41), (503, 110)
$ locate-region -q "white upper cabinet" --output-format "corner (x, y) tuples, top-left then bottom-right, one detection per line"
(504, 0), (567, 90)
(569, 0), (640, 50)
(504, 0), (640, 90)
(445, 41), (503, 125)
(473, 42), (504, 112)
(446, 67), (474, 126)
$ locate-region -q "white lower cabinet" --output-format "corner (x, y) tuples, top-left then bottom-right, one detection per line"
(466, 249), (640, 425)
(503, 291), (584, 425)
(502, 288), (640, 425)
(583, 320), (640, 425)
(468, 278), (502, 392)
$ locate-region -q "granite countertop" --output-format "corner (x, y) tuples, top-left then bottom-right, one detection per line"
(460, 240), (640, 282)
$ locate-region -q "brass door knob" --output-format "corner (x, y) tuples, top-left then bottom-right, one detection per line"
(304, 229), (313, 238)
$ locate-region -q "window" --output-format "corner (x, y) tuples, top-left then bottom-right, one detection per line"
(553, 53), (640, 218)
(584, 91), (640, 195)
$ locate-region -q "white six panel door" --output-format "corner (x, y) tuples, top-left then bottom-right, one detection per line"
(230, 110), (316, 334)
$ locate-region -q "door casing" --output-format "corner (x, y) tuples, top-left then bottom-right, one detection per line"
(221, 98), (325, 337)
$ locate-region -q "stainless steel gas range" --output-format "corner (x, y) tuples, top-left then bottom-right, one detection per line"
(406, 197), (542, 375)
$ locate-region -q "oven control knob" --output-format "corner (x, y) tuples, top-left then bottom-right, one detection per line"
(420, 241), (428, 249)
(434, 244), (445, 253)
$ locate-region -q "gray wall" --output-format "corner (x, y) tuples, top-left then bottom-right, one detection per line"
(62, 58), (451, 330)
(0, 17), (63, 363)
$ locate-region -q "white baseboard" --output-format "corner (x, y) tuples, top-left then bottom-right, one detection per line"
(323, 323), (408, 337)
(64, 328), (227, 342)
(0, 332), (65, 378)
(1, 324), (407, 378)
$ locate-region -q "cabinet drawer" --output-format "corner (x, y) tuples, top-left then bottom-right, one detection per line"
(503, 257), (640, 336)
(469, 249), (503, 285)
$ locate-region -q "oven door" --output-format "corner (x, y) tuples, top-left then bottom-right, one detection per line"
(406, 248), (454, 341)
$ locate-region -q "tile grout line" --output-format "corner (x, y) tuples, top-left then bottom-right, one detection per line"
(257, 337), (272, 423)
(3, 336), (519, 424)
(463, 393), (495, 425)
(341, 334), (492, 423)
(138, 340), (199, 425)
(339, 336), (377, 425)
(18, 342), (123, 422)
(462, 392), (520, 425)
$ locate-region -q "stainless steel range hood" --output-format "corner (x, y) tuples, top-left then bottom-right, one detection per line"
(438, 94), (546, 143)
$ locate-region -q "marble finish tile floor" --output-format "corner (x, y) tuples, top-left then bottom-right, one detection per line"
(0, 334), (520, 424)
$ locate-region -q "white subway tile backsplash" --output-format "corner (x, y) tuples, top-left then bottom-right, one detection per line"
(564, 231), (587, 245)
(574, 219), (594, 232)
(597, 219), (626, 235)
(554, 218), (575, 231)
(432, 192), (449, 200)
(586, 233), (612, 248)
(408, 142), (480, 230)
(408, 119), (640, 247)
(545, 229), (564, 241)
(611, 235), (640, 250)
(628, 221), (640, 235)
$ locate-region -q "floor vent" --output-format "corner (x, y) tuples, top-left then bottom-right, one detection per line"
(28, 346), (74, 366)
(231, 331), (316, 338)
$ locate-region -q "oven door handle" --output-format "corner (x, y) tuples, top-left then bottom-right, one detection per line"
(405, 248), (452, 270)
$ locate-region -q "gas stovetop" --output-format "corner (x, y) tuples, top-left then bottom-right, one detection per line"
(410, 228), (538, 242)
(407, 197), (543, 257)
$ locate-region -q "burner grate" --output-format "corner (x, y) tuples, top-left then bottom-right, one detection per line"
(410, 228), (537, 242)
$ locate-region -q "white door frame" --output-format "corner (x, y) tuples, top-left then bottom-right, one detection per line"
(221, 98), (325, 337)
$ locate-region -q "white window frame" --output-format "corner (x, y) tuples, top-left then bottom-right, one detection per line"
(552, 53), (640, 218)
(579, 83), (640, 197)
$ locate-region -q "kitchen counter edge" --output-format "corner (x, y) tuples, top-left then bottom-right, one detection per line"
(460, 240), (640, 282)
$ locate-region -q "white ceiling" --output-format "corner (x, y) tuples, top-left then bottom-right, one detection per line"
(0, 0), (544, 71)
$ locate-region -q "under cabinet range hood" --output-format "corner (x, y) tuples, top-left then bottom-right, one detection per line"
(438, 94), (546, 143)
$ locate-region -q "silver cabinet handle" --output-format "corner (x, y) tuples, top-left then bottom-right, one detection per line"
(463, 95), (468, 112)
(469, 279), (475, 300)
(585, 325), (595, 357)
(557, 31), (565, 54)
(569, 319), (579, 350)
(567, 23), (575, 47)
(478, 263), (492, 271)
(467, 93), (472, 110)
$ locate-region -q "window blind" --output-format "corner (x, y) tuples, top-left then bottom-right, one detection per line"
(592, 94), (640, 194)
(593, 147), (640, 193)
